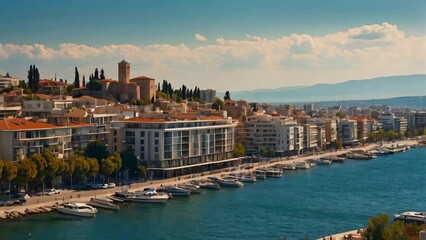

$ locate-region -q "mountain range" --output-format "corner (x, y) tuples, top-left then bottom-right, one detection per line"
(227, 74), (426, 103)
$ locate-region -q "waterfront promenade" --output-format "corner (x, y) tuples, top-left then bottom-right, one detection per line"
(0, 139), (418, 220)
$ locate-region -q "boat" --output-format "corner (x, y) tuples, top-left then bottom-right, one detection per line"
(278, 163), (297, 170)
(305, 159), (317, 167)
(264, 168), (283, 178)
(295, 162), (310, 169)
(177, 183), (202, 194)
(316, 158), (332, 165)
(253, 169), (266, 179)
(56, 202), (97, 217)
(88, 197), (120, 210)
(394, 211), (426, 224)
(219, 179), (244, 188)
(346, 153), (371, 160)
(239, 173), (257, 183)
(329, 156), (345, 163)
(157, 186), (191, 196)
(194, 180), (220, 190)
(129, 189), (170, 203)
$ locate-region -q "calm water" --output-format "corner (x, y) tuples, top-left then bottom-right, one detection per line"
(1, 147), (425, 240)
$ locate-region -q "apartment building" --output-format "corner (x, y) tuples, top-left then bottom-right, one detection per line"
(377, 113), (407, 132)
(337, 119), (358, 146)
(408, 111), (426, 130)
(113, 115), (237, 179)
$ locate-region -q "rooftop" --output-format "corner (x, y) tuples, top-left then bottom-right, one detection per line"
(0, 118), (61, 130)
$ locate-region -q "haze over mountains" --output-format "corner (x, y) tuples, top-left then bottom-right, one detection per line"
(229, 75), (426, 103)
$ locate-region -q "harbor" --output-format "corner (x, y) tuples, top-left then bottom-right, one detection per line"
(0, 140), (424, 239)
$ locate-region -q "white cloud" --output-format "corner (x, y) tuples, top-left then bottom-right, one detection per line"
(195, 33), (207, 42)
(0, 22), (425, 91)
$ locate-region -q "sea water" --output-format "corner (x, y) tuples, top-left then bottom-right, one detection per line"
(0, 147), (425, 240)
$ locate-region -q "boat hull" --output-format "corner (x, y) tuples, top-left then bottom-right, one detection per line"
(57, 208), (96, 218)
(87, 201), (119, 210)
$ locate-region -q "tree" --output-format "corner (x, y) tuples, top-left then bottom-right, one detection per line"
(2, 161), (18, 182)
(61, 157), (76, 189)
(86, 157), (99, 182)
(110, 152), (122, 174)
(30, 154), (47, 182)
(212, 97), (224, 110)
(233, 143), (245, 157)
(364, 213), (390, 240)
(74, 67), (80, 88)
(100, 69), (105, 79)
(0, 160), (3, 182)
(362, 213), (423, 240)
(137, 164), (147, 179)
(224, 91), (231, 100)
(82, 75), (86, 87)
(43, 149), (60, 181)
(84, 140), (108, 162)
(94, 68), (99, 80)
(101, 158), (115, 179)
(120, 150), (138, 179)
(86, 79), (102, 91)
(331, 139), (342, 150)
(74, 156), (90, 183)
(335, 112), (346, 119)
(27, 65), (40, 93)
(15, 159), (38, 188)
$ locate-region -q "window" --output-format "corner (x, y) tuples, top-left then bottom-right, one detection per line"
(155, 147), (158, 152)
(140, 132), (145, 137)
(155, 140), (159, 145)
(140, 139), (144, 144)
(155, 132), (159, 138)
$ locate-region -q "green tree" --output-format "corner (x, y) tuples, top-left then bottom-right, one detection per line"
(363, 213), (390, 240)
(0, 160), (3, 182)
(84, 139), (108, 162)
(331, 139), (342, 150)
(27, 65), (40, 93)
(260, 147), (268, 157)
(212, 97), (224, 110)
(137, 164), (147, 178)
(335, 112), (346, 119)
(43, 149), (60, 180)
(233, 143), (246, 157)
(94, 68), (99, 80)
(74, 156), (90, 183)
(100, 68), (105, 79)
(86, 157), (99, 182)
(110, 152), (122, 181)
(82, 75), (86, 87)
(61, 157), (76, 189)
(2, 161), (18, 182)
(86, 79), (102, 91)
(15, 159), (38, 188)
(74, 66), (80, 88)
(101, 158), (115, 179)
(224, 91), (231, 100)
(120, 150), (138, 179)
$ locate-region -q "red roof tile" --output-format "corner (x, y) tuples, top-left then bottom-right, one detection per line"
(0, 119), (61, 130)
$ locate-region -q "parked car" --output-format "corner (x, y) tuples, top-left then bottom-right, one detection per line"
(91, 184), (103, 189)
(107, 183), (116, 188)
(102, 184), (109, 189)
(46, 188), (60, 195)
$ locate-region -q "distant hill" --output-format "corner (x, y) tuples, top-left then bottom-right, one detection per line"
(283, 95), (426, 109)
(228, 74), (426, 103)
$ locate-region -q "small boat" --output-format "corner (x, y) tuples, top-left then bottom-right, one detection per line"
(128, 189), (170, 203)
(219, 179), (244, 188)
(108, 196), (124, 203)
(178, 183), (202, 194)
(305, 160), (317, 167)
(57, 202), (97, 218)
(157, 186), (191, 196)
(296, 162), (311, 169)
(264, 168), (283, 178)
(277, 163), (297, 170)
(329, 156), (345, 163)
(394, 211), (426, 224)
(253, 169), (266, 180)
(88, 197), (120, 210)
(196, 180), (220, 190)
(316, 158), (332, 165)
(239, 174), (257, 183)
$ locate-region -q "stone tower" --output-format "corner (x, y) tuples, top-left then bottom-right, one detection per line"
(118, 59), (130, 100)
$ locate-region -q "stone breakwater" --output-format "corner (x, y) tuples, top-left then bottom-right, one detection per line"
(0, 205), (56, 220)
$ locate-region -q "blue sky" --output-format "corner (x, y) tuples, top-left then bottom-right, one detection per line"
(1, 0), (425, 91)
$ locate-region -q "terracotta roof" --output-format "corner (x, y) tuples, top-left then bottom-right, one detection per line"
(199, 116), (224, 120)
(68, 122), (94, 127)
(0, 119), (60, 130)
(123, 118), (166, 123)
(34, 93), (51, 100)
(112, 106), (138, 112)
(170, 113), (198, 120)
(100, 79), (116, 83)
(130, 76), (155, 81)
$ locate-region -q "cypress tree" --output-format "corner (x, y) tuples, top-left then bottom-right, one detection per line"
(94, 68), (99, 80)
(74, 67), (80, 88)
(100, 69), (105, 79)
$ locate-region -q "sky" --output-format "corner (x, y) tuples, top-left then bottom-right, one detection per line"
(0, 0), (425, 91)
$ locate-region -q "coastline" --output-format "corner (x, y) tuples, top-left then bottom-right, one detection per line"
(0, 139), (420, 220)
(317, 229), (363, 240)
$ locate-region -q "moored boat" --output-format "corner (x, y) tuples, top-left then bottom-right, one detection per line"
(295, 162), (310, 169)
(192, 180), (221, 190)
(178, 183), (202, 194)
(157, 186), (191, 196)
(264, 168), (283, 178)
(239, 173), (257, 183)
(88, 197), (120, 210)
(56, 202), (97, 218)
(219, 179), (244, 188)
(394, 211), (426, 224)
(253, 169), (266, 179)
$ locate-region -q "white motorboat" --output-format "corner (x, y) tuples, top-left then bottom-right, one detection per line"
(219, 179), (244, 188)
(277, 163), (297, 170)
(193, 180), (220, 190)
(88, 197), (120, 210)
(253, 169), (266, 180)
(295, 162), (311, 169)
(316, 158), (332, 165)
(394, 211), (426, 224)
(128, 189), (170, 203)
(239, 174), (257, 183)
(178, 183), (202, 194)
(264, 168), (283, 178)
(157, 186), (191, 196)
(56, 202), (97, 217)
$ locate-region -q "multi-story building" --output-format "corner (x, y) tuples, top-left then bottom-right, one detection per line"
(0, 73), (19, 89)
(69, 122), (110, 150)
(37, 79), (67, 95)
(245, 113), (303, 156)
(408, 111), (426, 130)
(303, 123), (318, 150)
(377, 113), (407, 132)
(356, 117), (369, 142)
(113, 115), (237, 179)
(324, 118), (337, 144)
(200, 89), (216, 103)
(0, 118), (72, 161)
(337, 119), (358, 146)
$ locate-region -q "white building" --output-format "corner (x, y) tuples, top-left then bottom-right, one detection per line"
(303, 123), (318, 150)
(0, 73), (19, 89)
(377, 113), (407, 132)
(113, 115), (238, 179)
